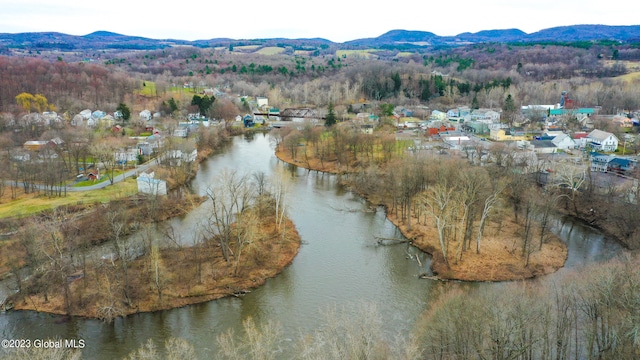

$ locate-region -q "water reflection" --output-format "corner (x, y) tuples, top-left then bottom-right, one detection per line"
(0, 132), (626, 359)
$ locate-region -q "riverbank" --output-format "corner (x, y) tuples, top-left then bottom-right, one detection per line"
(275, 144), (567, 282)
(10, 213), (300, 319)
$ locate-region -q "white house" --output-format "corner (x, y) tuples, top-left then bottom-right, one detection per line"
(586, 129), (619, 152)
(139, 109), (152, 121)
(551, 134), (576, 151)
(471, 109), (501, 123)
(137, 172), (167, 196)
(256, 96), (269, 109)
(115, 148), (140, 163)
(430, 110), (447, 121)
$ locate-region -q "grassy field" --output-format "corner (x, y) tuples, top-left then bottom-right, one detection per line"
(395, 52), (415, 57)
(233, 45), (260, 51)
(137, 81), (157, 96)
(0, 179), (138, 219)
(336, 49), (377, 59)
(256, 47), (286, 55)
(616, 71), (640, 82)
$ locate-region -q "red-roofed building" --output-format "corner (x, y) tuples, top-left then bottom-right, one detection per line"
(573, 132), (588, 148)
(427, 125), (456, 136)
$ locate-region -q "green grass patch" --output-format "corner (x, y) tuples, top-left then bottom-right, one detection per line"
(0, 179), (138, 219)
(395, 52), (414, 57)
(137, 81), (157, 97)
(256, 47), (286, 55)
(396, 139), (414, 150)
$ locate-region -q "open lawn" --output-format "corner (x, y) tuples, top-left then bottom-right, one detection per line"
(616, 71), (640, 82)
(0, 179), (138, 219)
(336, 49), (377, 59)
(233, 45), (260, 51)
(136, 81), (157, 97)
(256, 47), (286, 55)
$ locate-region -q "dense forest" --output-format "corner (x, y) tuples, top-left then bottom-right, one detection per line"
(2, 41), (640, 120)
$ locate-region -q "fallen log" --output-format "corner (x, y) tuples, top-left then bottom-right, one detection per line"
(419, 274), (446, 281)
(375, 236), (411, 246)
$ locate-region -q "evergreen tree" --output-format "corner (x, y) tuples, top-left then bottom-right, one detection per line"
(168, 98), (179, 114)
(191, 95), (215, 116)
(116, 103), (131, 121)
(325, 103), (337, 127)
(503, 94), (516, 113)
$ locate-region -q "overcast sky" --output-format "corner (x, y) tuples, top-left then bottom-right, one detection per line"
(0, 0), (637, 43)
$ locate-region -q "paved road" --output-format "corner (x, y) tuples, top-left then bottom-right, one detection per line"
(66, 160), (156, 191)
(3, 160), (157, 192)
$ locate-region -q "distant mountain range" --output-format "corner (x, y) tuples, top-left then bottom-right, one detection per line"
(1, 25), (639, 52)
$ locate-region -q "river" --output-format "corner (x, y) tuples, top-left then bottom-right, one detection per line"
(0, 132), (625, 359)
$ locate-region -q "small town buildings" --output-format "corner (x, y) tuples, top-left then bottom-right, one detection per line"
(607, 157), (636, 175)
(429, 110), (447, 121)
(462, 121), (490, 134)
(426, 124), (456, 136)
(441, 135), (471, 150)
(471, 109), (501, 123)
(588, 152), (637, 174)
(586, 129), (619, 152)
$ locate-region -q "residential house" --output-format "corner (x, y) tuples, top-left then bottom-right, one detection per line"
(607, 157), (636, 175)
(471, 109), (501, 123)
(612, 115), (633, 128)
(71, 114), (85, 126)
(137, 171), (167, 196)
(79, 109), (92, 120)
(139, 109), (152, 121)
(165, 148), (197, 165)
(23, 140), (48, 151)
(100, 114), (116, 127)
(429, 110), (447, 121)
(87, 171), (100, 180)
(551, 134), (576, 151)
(462, 120), (489, 134)
(489, 128), (526, 141)
(589, 152), (612, 172)
(586, 129), (619, 152)
(531, 140), (557, 154)
(173, 128), (188, 138)
(573, 132), (588, 148)
(256, 96), (269, 110)
(92, 110), (106, 121)
(115, 148), (141, 163)
(447, 106), (471, 118)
